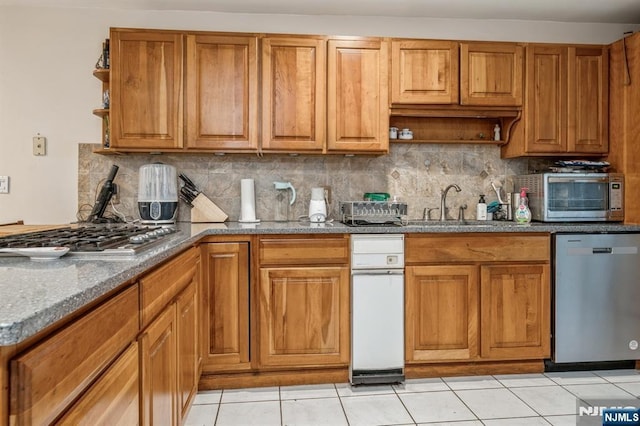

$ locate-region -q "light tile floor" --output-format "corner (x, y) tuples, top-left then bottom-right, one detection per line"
(185, 369), (640, 426)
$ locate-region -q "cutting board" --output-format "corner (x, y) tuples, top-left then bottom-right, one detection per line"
(0, 224), (71, 237)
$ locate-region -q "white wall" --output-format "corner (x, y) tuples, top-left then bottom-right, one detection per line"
(0, 5), (638, 224)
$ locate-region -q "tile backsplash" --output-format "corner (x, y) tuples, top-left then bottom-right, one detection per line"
(78, 143), (548, 222)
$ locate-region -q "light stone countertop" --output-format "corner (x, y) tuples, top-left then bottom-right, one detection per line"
(2, 220), (639, 346)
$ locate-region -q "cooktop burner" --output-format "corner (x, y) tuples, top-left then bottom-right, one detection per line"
(0, 224), (178, 257)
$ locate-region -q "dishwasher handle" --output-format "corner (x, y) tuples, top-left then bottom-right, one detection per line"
(592, 247), (613, 254)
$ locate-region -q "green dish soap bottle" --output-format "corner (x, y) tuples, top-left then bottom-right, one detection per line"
(515, 187), (532, 225)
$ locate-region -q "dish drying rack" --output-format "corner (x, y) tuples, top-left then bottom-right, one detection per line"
(339, 201), (408, 226)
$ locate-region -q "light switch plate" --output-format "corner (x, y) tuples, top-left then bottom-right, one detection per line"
(33, 136), (46, 156)
(0, 176), (9, 194)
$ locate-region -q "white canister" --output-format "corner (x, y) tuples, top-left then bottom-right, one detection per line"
(389, 127), (398, 139)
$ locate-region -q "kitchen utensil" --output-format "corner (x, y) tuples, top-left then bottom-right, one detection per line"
(308, 187), (327, 223)
(274, 181), (296, 222)
(0, 247), (70, 261)
(138, 163), (178, 224)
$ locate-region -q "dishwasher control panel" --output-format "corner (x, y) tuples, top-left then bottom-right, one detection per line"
(351, 234), (404, 269)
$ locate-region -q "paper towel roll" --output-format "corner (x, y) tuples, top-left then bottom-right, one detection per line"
(240, 179), (258, 222)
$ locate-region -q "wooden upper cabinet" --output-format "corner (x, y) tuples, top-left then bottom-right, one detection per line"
(568, 46), (608, 153)
(460, 42), (523, 106)
(391, 40), (459, 104)
(508, 43), (608, 157)
(185, 34), (258, 151)
(110, 29), (184, 149)
(261, 37), (326, 152)
(327, 39), (390, 153)
(523, 45), (568, 153)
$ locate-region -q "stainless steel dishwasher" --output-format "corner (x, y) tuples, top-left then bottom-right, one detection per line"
(350, 234), (404, 385)
(554, 232), (640, 364)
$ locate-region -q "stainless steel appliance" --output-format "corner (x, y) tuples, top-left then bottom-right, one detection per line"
(350, 234), (404, 385)
(513, 173), (623, 222)
(0, 225), (177, 258)
(340, 201), (408, 226)
(553, 233), (640, 363)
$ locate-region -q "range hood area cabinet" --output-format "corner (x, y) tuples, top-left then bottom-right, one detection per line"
(100, 28), (389, 154)
(390, 40), (523, 106)
(500, 44), (609, 158)
(389, 40), (523, 144)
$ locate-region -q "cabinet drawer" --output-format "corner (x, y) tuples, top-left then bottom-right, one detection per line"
(10, 284), (139, 425)
(140, 247), (199, 327)
(57, 343), (139, 425)
(405, 233), (550, 264)
(259, 235), (348, 265)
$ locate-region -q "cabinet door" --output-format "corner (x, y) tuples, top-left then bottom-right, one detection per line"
(524, 45), (568, 153)
(177, 279), (199, 421)
(327, 39), (389, 153)
(10, 285), (138, 425)
(480, 264), (550, 360)
(405, 265), (479, 362)
(185, 34), (258, 151)
(110, 29), (183, 150)
(460, 42), (523, 106)
(57, 343), (139, 426)
(262, 37), (326, 152)
(568, 46), (608, 154)
(391, 40), (459, 104)
(140, 304), (178, 426)
(201, 243), (250, 371)
(258, 267), (349, 367)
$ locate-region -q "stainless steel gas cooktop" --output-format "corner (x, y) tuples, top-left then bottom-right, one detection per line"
(0, 224), (178, 257)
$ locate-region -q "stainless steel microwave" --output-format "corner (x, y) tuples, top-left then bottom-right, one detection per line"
(513, 173), (624, 222)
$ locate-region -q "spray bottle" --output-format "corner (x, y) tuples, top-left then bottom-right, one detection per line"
(514, 187), (532, 225)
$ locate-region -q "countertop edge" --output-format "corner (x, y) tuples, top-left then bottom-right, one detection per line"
(2, 220), (639, 346)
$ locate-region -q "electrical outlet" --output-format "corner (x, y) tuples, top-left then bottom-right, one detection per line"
(0, 176), (8, 194)
(33, 136), (46, 156)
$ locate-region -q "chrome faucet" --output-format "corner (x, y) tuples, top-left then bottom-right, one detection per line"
(440, 184), (461, 221)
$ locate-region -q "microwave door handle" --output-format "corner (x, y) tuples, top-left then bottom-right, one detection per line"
(548, 177), (608, 183)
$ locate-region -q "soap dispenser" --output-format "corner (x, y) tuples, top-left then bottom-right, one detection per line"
(476, 195), (488, 221)
(515, 187), (532, 225)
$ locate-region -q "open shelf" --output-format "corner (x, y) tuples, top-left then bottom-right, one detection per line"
(92, 108), (109, 118)
(389, 105), (521, 145)
(92, 68), (109, 82)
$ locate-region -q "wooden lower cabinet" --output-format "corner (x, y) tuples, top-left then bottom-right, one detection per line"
(140, 303), (178, 426)
(405, 233), (551, 366)
(139, 249), (200, 426)
(177, 278), (199, 420)
(57, 343), (139, 426)
(200, 242), (250, 372)
(9, 285), (139, 425)
(258, 266), (350, 367)
(405, 265), (478, 361)
(480, 264), (550, 359)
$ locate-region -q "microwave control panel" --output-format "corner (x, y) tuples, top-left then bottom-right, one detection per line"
(610, 178), (624, 211)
